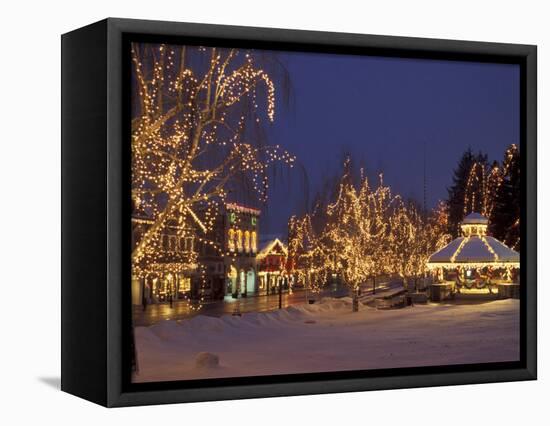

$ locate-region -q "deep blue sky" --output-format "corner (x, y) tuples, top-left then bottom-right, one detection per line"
(258, 51), (520, 235)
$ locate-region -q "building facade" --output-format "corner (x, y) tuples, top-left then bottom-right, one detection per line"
(223, 203), (260, 298)
(257, 238), (290, 295)
(131, 202), (262, 305)
(131, 214), (197, 306)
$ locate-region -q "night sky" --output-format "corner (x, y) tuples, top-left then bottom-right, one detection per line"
(257, 51), (520, 236)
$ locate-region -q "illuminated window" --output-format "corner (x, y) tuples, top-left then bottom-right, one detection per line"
(228, 229), (235, 252)
(251, 231), (257, 253)
(244, 230), (250, 253)
(236, 229), (243, 252)
(178, 276), (191, 292)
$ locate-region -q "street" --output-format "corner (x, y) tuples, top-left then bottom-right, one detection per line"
(132, 280), (404, 326)
(133, 287), (351, 326)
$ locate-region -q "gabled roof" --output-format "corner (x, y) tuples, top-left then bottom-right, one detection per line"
(257, 238), (288, 259)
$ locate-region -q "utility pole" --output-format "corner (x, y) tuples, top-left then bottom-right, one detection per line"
(423, 141), (427, 221)
(422, 142), (429, 289)
(305, 271), (309, 304)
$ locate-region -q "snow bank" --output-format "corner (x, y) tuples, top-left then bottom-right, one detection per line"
(133, 298), (520, 383)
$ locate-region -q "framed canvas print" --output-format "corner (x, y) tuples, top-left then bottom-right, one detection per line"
(61, 18), (537, 407)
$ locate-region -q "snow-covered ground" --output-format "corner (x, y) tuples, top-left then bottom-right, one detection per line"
(133, 297), (520, 383)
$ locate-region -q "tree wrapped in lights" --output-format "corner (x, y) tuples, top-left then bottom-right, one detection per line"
(447, 149), (488, 237)
(461, 144), (520, 250)
(407, 203), (451, 288)
(362, 173), (396, 293)
(448, 145), (520, 247)
(388, 201), (417, 281)
(463, 160), (501, 219)
(131, 43), (295, 287)
(287, 214), (328, 294)
(322, 159), (366, 294)
(321, 159), (398, 305)
(388, 201), (451, 289)
(289, 157), (452, 307)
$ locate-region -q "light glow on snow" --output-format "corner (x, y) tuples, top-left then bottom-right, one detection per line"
(133, 297), (520, 383)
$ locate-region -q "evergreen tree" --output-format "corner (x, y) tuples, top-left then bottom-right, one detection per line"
(446, 148), (488, 237)
(490, 145), (520, 250)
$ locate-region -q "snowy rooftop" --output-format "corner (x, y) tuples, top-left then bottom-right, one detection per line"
(428, 235), (519, 265)
(461, 212), (489, 225)
(257, 237), (288, 258)
(258, 234), (286, 250)
(428, 211), (519, 267)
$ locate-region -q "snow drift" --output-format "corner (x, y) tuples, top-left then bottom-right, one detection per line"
(133, 297), (520, 383)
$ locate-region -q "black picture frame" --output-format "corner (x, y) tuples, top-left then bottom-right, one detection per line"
(61, 17), (537, 407)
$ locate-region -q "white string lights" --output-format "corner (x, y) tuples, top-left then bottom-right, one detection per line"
(130, 42), (295, 309)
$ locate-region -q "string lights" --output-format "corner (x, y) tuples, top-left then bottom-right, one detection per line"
(287, 158), (451, 294)
(130, 42), (295, 309)
(426, 213), (520, 291)
(463, 144), (520, 250)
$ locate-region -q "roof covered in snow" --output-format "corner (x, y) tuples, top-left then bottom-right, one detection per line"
(257, 238), (288, 258)
(461, 212), (489, 225)
(428, 235), (519, 266)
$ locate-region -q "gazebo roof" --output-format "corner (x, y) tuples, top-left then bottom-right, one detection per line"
(461, 212), (489, 225)
(429, 235), (519, 263)
(428, 212), (519, 268)
(427, 235), (519, 268)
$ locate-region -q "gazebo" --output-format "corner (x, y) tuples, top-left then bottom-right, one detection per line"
(427, 213), (519, 298)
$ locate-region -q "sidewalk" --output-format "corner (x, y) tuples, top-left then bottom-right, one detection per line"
(132, 280), (405, 327)
(133, 286), (348, 326)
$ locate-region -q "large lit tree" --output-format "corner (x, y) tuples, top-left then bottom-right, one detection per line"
(409, 204), (451, 288)
(288, 157), (452, 309)
(459, 144), (520, 250)
(363, 174), (394, 293)
(324, 160), (363, 291)
(287, 214), (328, 296)
(389, 201), (450, 289)
(322, 159), (398, 308)
(130, 43), (295, 277)
(388, 200), (417, 281)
